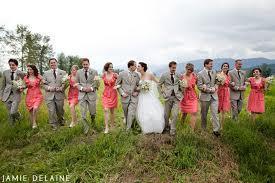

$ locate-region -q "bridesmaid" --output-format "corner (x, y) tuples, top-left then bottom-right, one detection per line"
(217, 62), (231, 128)
(180, 63), (198, 130)
(247, 68), (267, 121)
(68, 65), (79, 128)
(23, 65), (43, 129)
(102, 62), (118, 133)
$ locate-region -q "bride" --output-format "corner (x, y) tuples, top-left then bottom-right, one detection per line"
(136, 62), (165, 134)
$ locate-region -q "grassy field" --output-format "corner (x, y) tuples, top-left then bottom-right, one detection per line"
(0, 81), (274, 183)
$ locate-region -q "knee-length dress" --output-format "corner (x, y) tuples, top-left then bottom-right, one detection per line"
(247, 77), (265, 113)
(102, 73), (118, 109)
(218, 75), (231, 112)
(24, 75), (43, 111)
(180, 73), (198, 113)
(68, 75), (79, 105)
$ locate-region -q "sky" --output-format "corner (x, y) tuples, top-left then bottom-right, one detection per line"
(1, 0), (275, 71)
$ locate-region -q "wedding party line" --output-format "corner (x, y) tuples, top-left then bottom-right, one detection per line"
(0, 58), (273, 136)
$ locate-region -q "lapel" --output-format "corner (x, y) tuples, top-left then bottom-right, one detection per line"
(126, 71), (132, 84)
(87, 69), (93, 81)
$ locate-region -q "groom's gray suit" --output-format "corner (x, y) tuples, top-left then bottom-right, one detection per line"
(158, 72), (183, 134)
(43, 69), (67, 128)
(76, 68), (100, 132)
(115, 70), (140, 130)
(0, 69), (25, 123)
(228, 69), (246, 120)
(197, 68), (220, 132)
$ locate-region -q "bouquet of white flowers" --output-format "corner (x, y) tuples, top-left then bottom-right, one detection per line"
(216, 72), (226, 85)
(12, 78), (25, 90)
(179, 79), (188, 88)
(140, 80), (150, 93)
(266, 76), (274, 84)
(61, 74), (69, 84)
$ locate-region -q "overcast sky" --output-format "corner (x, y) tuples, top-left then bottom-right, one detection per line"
(1, 0), (275, 70)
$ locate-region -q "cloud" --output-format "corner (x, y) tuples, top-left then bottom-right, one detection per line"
(0, 0), (275, 71)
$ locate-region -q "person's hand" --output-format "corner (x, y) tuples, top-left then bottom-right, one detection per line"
(48, 86), (55, 92)
(19, 88), (24, 92)
(132, 92), (138, 97)
(85, 87), (92, 93)
(122, 93), (128, 98)
(240, 86), (246, 91)
(231, 82), (235, 87)
(73, 83), (78, 87)
(202, 84), (207, 91)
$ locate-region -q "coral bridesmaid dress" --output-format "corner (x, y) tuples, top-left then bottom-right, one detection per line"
(247, 77), (265, 113)
(218, 74), (231, 112)
(68, 75), (79, 106)
(24, 75), (43, 111)
(180, 73), (198, 113)
(102, 73), (118, 109)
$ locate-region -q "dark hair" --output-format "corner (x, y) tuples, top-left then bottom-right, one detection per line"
(185, 63), (194, 72)
(235, 59), (242, 63)
(128, 60), (136, 68)
(104, 62), (113, 71)
(252, 67), (262, 74)
(81, 58), (90, 63)
(139, 62), (148, 72)
(27, 64), (39, 77)
(8, 59), (18, 66)
(169, 61), (177, 67)
(221, 62), (230, 75)
(204, 59), (213, 66)
(48, 58), (58, 63)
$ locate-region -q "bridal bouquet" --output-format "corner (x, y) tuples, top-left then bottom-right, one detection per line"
(179, 79), (188, 88)
(216, 72), (226, 85)
(140, 81), (150, 92)
(12, 78), (25, 90)
(266, 76), (274, 84)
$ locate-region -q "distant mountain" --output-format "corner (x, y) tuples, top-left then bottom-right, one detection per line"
(154, 57), (275, 76)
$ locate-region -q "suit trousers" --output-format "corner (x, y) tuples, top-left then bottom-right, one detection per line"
(164, 96), (179, 132)
(122, 97), (138, 130)
(4, 93), (21, 123)
(79, 95), (96, 128)
(200, 97), (220, 132)
(231, 99), (243, 120)
(46, 97), (65, 127)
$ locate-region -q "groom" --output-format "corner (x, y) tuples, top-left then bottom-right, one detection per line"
(158, 61), (183, 135)
(115, 60), (140, 130)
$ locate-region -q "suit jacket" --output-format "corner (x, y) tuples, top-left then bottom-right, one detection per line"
(228, 69), (246, 100)
(197, 69), (218, 101)
(158, 72), (183, 101)
(43, 69), (67, 101)
(76, 68), (100, 101)
(0, 69), (25, 102)
(115, 70), (140, 104)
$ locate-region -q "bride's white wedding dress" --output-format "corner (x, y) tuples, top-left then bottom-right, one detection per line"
(136, 80), (165, 134)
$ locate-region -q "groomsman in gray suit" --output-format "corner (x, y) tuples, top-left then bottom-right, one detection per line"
(158, 61), (183, 135)
(0, 59), (25, 125)
(228, 59), (247, 120)
(76, 58), (100, 134)
(197, 59), (221, 137)
(43, 58), (67, 130)
(115, 60), (140, 131)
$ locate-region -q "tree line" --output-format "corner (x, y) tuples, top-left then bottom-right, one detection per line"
(0, 24), (81, 75)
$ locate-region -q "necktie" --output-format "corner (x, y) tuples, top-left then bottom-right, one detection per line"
(53, 69), (56, 79)
(11, 71), (14, 81)
(171, 73), (174, 84)
(85, 70), (88, 80)
(237, 70), (241, 79)
(208, 71), (212, 81)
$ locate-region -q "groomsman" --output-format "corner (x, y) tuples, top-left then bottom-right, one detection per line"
(197, 59), (221, 137)
(0, 59), (25, 125)
(76, 58), (100, 134)
(115, 60), (140, 131)
(158, 61), (183, 135)
(43, 58), (67, 130)
(229, 59), (247, 120)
